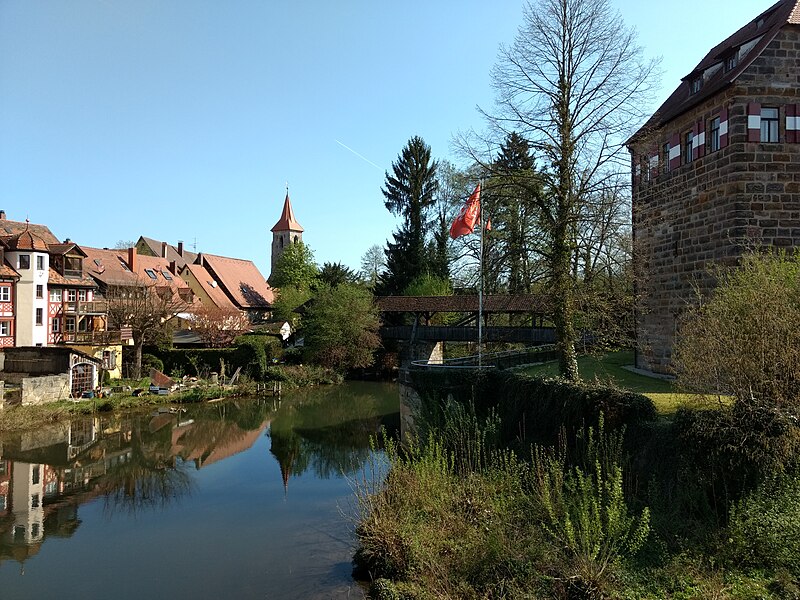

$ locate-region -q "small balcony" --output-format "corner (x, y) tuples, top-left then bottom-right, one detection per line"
(64, 330), (124, 345)
(62, 300), (108, 315)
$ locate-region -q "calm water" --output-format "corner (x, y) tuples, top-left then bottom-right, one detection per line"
(0, 381), (399, 599)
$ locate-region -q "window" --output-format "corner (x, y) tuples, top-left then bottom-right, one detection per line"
(78, 318), (88, 332)
(31, 494), (39, 509)
(67, 290), (76, 302)
(161, 270), (172, 281)
(18, 255), (30, 270)
(724, 54), (738, 72)
(145, 268), (158, 280)
(690, 77), (702, 94)
(52, 317), (60, 332)
(50, 288), (62, 302)
(662, 142), (671, 173)
(78, 289), (87, 301)
(709, 116), (721, 152)
(64, 256), (82, 277)
(0, 287), (9, 302)
(32, 466), (40, 485)
(0, 321), (9, 336)
(36, 255), (44, 270)
(35, 308), (43, 325)
(31, 523), (40, 538)
(66, 317), (75, 332)
(684, 131), (694, 164)
(36, 285), (43, 299)
(761, 107), (779, 142)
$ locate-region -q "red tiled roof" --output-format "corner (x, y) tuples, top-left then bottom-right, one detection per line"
(199, 253), (275, 309)
(632, 0), (800, 137)
(180, 262), (236, 310)
(2, 227), (49, 252)
(376, 294), (549, 313)
(0, 217), (59, 245)
(270, 193), (304, 233)
(0, 260), (19, 280)
(48, 267), (96, 288)
(81, 246), (141, 287)
(136, 236), (198, 268)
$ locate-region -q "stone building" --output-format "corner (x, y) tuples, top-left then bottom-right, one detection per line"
(270, 190), (304, 278)
(628, 0), (800, 374)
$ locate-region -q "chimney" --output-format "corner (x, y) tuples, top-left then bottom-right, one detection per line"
(127, 247), (137, 272)
(0, 246), (4, 266)
(177, 241), (184, 256)
(168, 260), (176, 275)
(0, 210), (5, 220)
(197, 252), (203, 266)
(161, 241), (168, 258)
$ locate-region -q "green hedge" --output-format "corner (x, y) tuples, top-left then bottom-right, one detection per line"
(408, 368), (657, 449)
(149, 335), (281, 381)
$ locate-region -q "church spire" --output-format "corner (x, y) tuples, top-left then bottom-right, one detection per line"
(270, 188), (304, 233)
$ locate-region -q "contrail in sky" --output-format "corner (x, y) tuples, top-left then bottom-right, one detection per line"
(335, 139), (383, 171)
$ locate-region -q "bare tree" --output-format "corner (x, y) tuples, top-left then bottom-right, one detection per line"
(190, 304), (251, 348)
(476, 0), (658, 379)
(105, 279), (190, 378)
(359, 244), (386, 289)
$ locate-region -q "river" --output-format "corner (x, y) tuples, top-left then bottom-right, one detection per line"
(0, 381), (399, 599)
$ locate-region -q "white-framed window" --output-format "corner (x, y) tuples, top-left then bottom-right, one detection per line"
(0, 287), (9, 302)
(52, 317), (60, 332)
(36, 255), (44, 270)
(50, 289), (62, 302)
(0, 321), (10, 336)
(35, 308), (43, 325)
(36, 284), (43, 299)
(67, 290), (76, 302)
(66, 317), (75, 332)
(761, 107), (779, 142)
(709, 116), (721, 152)
(78, 289), (87, 301)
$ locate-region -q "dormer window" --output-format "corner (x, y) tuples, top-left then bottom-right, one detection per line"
(64, 256), (82, 278)
(145, 268), (158, 280)
(690, 77), (702, 95)
(724, 53), (738, 72)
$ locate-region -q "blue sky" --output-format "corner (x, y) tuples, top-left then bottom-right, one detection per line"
(0, 0), (777, 278)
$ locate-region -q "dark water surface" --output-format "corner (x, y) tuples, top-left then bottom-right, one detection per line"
(0, 381), (399, 599)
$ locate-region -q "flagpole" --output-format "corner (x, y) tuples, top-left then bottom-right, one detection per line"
(478, 178), (484, 369)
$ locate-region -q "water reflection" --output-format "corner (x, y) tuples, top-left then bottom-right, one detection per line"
(0, 381), (399, 593)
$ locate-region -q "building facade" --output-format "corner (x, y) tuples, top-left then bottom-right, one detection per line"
(628, 0), (800, 373)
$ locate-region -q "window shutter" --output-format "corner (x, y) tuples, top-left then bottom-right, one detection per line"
(787, 104), (798, 143)
(695, 120), (706, 158)
(720, 107), (729, 148)
(669, 132), (681, 171)
(747, 102), (761, 142)
(649, 149), (659, 180)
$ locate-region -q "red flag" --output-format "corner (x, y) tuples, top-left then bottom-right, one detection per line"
(449, 183), (481, 239)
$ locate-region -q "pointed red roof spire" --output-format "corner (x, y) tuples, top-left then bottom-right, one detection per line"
(270, 188), (304, 233)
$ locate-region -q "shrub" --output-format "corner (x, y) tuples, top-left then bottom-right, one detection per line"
(141, 353), (164, 373)
(727, 472), (800, 575)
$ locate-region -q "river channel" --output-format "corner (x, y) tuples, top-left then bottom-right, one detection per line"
(0, 381), (399, 599)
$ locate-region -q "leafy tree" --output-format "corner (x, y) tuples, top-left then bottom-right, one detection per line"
(403, 273), (452, 297)
(303, 283), (381, 371)
(269, 240), (318, 290)
(359, 244), (385, 289)
(190, 305), (251, 348)
(378, 136), (439, 295)
(105, 279), (189, 378)
(317, 261), (360, 288)
(481, 0), (658, 379)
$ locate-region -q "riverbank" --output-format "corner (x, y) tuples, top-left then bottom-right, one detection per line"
(0, 364), (343, 433)
(354, 358), (800, 599)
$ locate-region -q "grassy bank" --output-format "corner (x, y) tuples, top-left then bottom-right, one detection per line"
(0, 364), (342, 433)
(521, 350), (707, 415)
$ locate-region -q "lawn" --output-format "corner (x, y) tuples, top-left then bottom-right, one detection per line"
(520, 350), (709, 414)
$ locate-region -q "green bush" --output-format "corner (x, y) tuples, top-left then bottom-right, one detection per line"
(727, 472), (800, 575)
(141, 353), (164, 373)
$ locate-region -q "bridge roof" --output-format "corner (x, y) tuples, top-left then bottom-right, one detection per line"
(375, 294), (548, 314)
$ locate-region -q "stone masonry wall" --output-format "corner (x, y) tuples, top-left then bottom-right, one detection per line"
(632, 28), (800, 373)
(20, 374), (71, 405)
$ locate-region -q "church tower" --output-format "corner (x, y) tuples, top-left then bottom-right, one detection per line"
(270, 188), (304, 278)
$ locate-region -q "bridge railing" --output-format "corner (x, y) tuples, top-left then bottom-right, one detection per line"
(409, 344), (558, 371)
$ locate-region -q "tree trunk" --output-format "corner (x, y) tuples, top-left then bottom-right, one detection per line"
(553, 225), (580, 381)
(133, 338), (144, 380)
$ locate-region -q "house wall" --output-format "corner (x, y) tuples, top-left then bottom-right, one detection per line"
(631, 28), (800, 373)
(7, 250), (49, 347)
(15, 374), (71, 405)
(72, 344), (123, 379)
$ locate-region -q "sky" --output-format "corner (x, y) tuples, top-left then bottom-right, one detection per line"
(0, 0), (780, 278)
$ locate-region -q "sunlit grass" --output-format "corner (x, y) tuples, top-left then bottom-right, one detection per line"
(519, 350), (709, 415)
